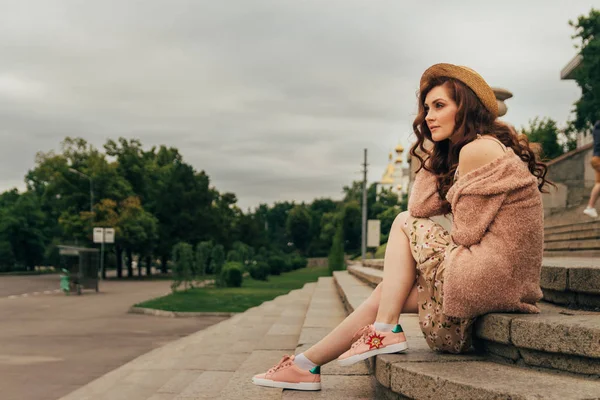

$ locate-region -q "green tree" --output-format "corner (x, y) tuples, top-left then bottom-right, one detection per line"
(307, 198), (338, 256)
(342, 201), (362, 253)
(195, 241), (213, 278)
(264, 201), (294, 250)
(286, 205), (312, 254)
(521, 117), (564, 161)
(117, 197), (159, 278)
(171, 242), (194, 292)
(568, 8), (600, 133)
(342, 181), (363, 203)
(210, 244), (225, 282)
(328, 223), (345, 273)
(0, 192), (46, 270)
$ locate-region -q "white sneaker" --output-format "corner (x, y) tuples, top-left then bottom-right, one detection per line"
(583, 207), (598, 218)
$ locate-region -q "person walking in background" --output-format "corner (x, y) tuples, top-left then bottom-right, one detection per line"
(583, 120), (600, 218)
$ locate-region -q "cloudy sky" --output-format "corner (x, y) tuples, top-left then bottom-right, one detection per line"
(0, 0), (595, 210)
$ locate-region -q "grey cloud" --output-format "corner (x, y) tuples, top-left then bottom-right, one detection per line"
(0, 0), (596, 208)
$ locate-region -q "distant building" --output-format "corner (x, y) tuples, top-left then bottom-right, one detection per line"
(379, 144), (410, 197)
(560, 54), (593, 149)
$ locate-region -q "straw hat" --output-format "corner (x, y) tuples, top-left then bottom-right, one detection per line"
(420, 63), (498, 118)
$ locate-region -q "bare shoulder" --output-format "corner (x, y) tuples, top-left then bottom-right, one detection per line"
(458, 138), (506, 176)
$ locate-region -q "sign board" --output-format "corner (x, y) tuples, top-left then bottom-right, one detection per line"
(93, 227), (115, 244)
(367, 220), (381, 248)
(93, 228), (104, 244)
(104, 228), (115, 244)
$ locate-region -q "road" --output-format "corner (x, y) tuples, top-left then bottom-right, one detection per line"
(0, 277), (228, 400)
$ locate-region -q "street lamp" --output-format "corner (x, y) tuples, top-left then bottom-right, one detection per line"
(68, 168), (94, 216)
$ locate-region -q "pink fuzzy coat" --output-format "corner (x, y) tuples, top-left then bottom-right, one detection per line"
(408, 147), (544, 319)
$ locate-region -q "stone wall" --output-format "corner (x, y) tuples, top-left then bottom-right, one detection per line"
(543, 143), (594, 216)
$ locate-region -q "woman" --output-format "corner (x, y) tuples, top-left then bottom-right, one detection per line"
(251, 63), (556, 391)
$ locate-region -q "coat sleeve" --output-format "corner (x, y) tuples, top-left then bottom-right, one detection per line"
(408, 168), (447, 218)
(449, 189), (507, 247)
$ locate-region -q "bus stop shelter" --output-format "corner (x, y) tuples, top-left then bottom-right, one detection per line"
(58, 245), (100, 295)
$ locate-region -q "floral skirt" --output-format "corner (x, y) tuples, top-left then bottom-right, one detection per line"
(406, 216), (476, 354)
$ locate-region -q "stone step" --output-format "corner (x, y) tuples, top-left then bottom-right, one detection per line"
(545, 218), (600, 232)
(474, 303), (600, 376)
(544, 237), (600, 251)
(57, 284), (317, 400)
(545, 227), (600, 242)
(360, 258), (600, 308)
(333, 270), (600, 399)
(283, 276), (376, 399)
(540, 257), (600, 309)
(347, 264), (600, 376)
(544, 204), (600, 228)
(544, 249), (600, 258)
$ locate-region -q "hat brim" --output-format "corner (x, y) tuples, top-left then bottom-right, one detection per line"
(420, 63), (498, 117)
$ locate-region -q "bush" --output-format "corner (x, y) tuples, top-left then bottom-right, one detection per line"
(267, 255), (285, 275)
(194, 241), (212, 277)
(281, 256), (293, 273)
(220, 262), (244, 287)
(291, 256), (308, 270)
(249, 261), (269, 281)
(328, 224), (346, 273)
(226, 249), (242, 263)
(171, 242), (194, 292)
(210, 244), (225, 282)
(374, 243), (387, 259)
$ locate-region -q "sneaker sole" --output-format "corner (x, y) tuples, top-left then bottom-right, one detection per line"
(337, 341), (408, 367)
(252, 377), (321, 391)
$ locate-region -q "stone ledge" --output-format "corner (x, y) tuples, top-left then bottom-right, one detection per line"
(387, 361), (600, 399)
(129, 306), (238, 318)
(353, 260), (600, 374)
(334, 271), (600, 399)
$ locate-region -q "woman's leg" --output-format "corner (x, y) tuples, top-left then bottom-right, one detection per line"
(376, 211), (417, 324)
(304, 211), (418, 365)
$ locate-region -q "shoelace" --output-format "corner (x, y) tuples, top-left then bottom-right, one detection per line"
(267, 355), (293, 374)
(350, 325), (375, 349)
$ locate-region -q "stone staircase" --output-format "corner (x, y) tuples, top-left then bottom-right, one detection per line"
(57, 277), (376, 400)
(544, 220), (600, 258)
(340, 259), (600, 399)
(56, 256), (600, 399)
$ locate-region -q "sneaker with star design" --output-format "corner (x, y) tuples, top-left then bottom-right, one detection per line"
(337, 324), (408, 366)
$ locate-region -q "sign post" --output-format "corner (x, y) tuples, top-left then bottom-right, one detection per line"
(367, 220), (381, 249)
(94, 227), (115, 280)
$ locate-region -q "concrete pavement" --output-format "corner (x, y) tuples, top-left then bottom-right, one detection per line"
(0, 278), (228, 400)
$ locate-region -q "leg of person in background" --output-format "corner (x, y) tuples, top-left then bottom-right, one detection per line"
(583, 161), (600, 218)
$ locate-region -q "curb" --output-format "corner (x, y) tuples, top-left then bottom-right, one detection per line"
(128, 306), (237, 318)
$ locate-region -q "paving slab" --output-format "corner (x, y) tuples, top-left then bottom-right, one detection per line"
(0, 279), (228, 400)
(173, 371), (234, 399)
(56, 280), (317, 400)
(282, 375), (376, 399)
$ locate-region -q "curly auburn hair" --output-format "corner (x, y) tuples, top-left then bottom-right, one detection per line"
(409, 77), (556, 215)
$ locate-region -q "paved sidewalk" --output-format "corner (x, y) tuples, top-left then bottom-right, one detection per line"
(0, 273), (61, 297)
(0, 279), (227, 400)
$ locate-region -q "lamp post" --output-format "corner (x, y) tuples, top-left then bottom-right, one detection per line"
(68, 168), (93, 216)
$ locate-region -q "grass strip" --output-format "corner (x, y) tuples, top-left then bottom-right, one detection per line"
(135, 266), (331, 313)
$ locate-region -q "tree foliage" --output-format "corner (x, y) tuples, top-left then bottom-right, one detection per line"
(0, 135), (407, 276)
(286, 205), (312, 254)
(568, 8), (600, 132)
(520, 117), (565, 160)
(328, 223), (346, 273)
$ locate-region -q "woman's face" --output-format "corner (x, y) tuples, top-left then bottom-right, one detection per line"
(424, 84), (458, 142)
